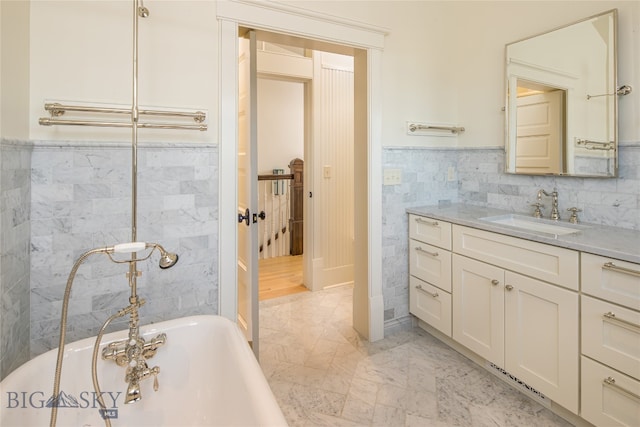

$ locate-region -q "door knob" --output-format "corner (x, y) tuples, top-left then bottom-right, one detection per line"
(258, 211), (266, 220)
(238, 208), (250, 226)
(505, 284), (514, 291)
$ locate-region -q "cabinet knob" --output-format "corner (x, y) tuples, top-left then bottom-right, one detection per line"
(505, 284), (514, 291)
(491, 279), (499, 286)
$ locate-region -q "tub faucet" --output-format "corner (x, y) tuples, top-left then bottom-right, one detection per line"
(537, 188), (560, 221)
(124, 359), (160, 404)
(102, 308), (166, 404)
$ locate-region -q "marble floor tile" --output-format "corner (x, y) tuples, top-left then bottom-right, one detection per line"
(259, 285), (573, 427)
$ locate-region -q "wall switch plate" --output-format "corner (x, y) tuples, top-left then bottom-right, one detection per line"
(323, 165), (331, 178)
(383, 168), (402, 185)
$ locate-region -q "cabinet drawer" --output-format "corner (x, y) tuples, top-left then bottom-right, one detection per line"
(410, 276), (452, 337)
(409, 214), (452, 250)
(409, 239), (452, 292)
(581, 356), (640, 427)
(582, 295), (640, 380)
(582, 253), (640, 311)
(453, 225), (578, 290)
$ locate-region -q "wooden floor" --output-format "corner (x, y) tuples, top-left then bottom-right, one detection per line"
(259, 255), (308, 301)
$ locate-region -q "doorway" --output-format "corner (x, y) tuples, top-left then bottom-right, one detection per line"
(252, 33), (358, 354)
(217, 2), (386, 348)
(254, 42), (309, 302)
(255, 41), (356, 304)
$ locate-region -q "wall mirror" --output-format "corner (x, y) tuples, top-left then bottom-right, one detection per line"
(505, 9), (623, 177)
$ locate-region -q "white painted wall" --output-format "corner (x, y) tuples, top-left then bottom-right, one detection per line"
(1, 0), (30, 139)
(282, 1), (639, 147)
(22, 1), (639, 147)
(0, 2), (3, 138)
(316, 51), (354, 287)
(257, 78), (304, 174)
(28, 1), (217, 143)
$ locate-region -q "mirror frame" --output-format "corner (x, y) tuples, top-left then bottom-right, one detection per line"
(504, 9), (618, 178)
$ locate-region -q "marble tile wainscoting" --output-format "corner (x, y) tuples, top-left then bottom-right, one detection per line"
(381, 148), (459, 327)
(456, 144), (640, 230)
(381, 144), (640, 328)
(0, 139), (33, 380)
(0, 139), (220, 379)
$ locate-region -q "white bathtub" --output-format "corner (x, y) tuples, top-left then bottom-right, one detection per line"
(0, 315), (287, 426)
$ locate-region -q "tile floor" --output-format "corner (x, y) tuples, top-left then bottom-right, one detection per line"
(259, 285), (574, 427)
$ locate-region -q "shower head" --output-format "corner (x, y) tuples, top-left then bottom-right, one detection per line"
(110, 242), (179, 268)
(158, 248), (179, 269)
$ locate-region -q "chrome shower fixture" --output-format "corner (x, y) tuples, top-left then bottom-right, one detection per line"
(107, 242), (180, 269)
(158, 249), (179, 269)
(49, 240), (178, 427)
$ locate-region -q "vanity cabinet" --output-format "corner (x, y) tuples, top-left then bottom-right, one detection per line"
(408, 214), (452, 336)
(451, 226), (579, 413)
(580, 253), (640, 427)
(408, 207), (640, 425)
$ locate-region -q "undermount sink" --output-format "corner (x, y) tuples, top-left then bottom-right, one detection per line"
(480, 214), (587, 236)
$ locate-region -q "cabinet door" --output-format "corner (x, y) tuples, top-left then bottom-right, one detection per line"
(452, 255), (505, 366)
(504, 271), (579, 413)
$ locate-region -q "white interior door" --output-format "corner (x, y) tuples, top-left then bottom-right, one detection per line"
(515, 91), (563, 174)
(238, 30), (259, 357)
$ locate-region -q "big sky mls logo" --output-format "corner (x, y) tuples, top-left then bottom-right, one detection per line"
(5, 390), (121, 419)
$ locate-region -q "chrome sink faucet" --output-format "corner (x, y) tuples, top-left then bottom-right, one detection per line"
(537, 188), (560, 221)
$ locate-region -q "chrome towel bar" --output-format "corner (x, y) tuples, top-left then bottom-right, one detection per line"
(409, 123), (465, 134)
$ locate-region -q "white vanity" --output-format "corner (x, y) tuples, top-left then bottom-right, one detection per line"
(407, 204), (639, 427)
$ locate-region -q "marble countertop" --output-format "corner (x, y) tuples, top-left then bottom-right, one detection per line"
(407, 204), (640, 264)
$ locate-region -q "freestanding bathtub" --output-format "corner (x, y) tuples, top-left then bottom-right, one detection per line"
(0, 315), (287, 426)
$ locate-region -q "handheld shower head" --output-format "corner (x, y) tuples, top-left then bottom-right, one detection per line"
(158, 248), (179, 269)
(109, 242), (178, 268)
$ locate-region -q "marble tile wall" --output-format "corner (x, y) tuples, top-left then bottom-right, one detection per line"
(457, 145), (640, 230)
(0, 140), (32, 380)
(2, 139), (636, 374)
(381, 148), (458, 324)
(28, 141), (219, 356)
(381, 143), (640, 327)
